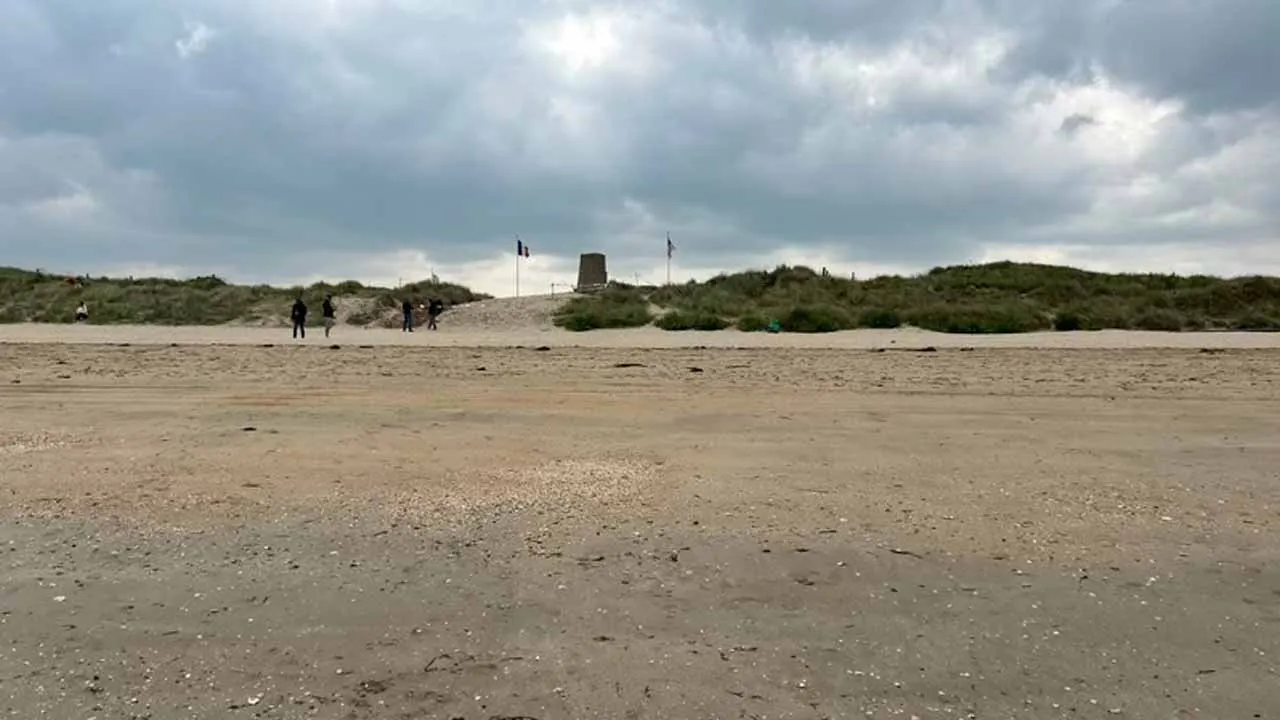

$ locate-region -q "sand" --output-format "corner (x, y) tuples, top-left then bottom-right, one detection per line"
(1, 323), (1278, 719)
(6, 321), (1280, 349)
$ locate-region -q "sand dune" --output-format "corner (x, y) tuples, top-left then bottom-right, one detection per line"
(435, 292), (577, 331)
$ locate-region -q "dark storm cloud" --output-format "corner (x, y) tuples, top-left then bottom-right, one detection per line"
(996, 0), (1280, 114)
(1059, 114), (1097, 135)
(1101, 0), (1280, 113)
(685, 0), (954, 44)
(1, 0), (1277, 288)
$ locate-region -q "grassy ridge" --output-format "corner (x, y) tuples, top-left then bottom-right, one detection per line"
(554, 262), (1280, 333)
(0, 267), (488, 325)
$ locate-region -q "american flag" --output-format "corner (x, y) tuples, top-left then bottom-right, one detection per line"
(516, 238), (530, 258)
(666, 233), (675, 259)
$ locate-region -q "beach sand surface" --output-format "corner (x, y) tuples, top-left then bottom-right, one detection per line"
(6, 321), (1280, 348)
(1, 331), (1278, 718)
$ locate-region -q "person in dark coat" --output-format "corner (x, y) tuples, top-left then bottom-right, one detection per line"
(291, 295), (307, 339)
(401, 298), (414, 332)
(322, 294), (336, 338)
(426, 299), (444, 330)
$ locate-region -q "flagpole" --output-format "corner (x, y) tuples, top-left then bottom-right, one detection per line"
(515, 235), (521, 298)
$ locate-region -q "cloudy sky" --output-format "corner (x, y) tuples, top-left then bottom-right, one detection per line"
(2, 0), (1277, 295)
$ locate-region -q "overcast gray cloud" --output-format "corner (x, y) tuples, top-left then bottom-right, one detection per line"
(1, 0), (1277, 294)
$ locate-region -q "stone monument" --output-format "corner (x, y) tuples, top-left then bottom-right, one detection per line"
(576, 253), (608, 292)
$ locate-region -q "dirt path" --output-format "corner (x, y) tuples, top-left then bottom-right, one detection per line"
(1, 344), (1278, 719)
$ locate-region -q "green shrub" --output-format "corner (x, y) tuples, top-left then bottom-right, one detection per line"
(1052, 312), (1084, 331)
(778, 305), (852, 333)
(1178, 313), (1207, 331)
(736, 314), (770, 332)
(1063, 302), (1136, 330)
(857, 308), (902, 329)
(332, 280), (367, 295)
(907, 304), (1049, 334)
(188, 275), (228, 291)
(655, 310), (729, 331)
(1233, 314), (1280, 331)
(553, 290), (653, 331)
(554, 303), (653, 331)
(1132, 309), (1186, 332)
(0, 266), (488, 325)
(576, 263), (1280, 334)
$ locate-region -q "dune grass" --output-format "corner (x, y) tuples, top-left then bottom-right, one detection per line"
(10, 261), (1280, 334)
(552, 286), (654, 331)
(554, 262), (1280, 333)
(0, 267), (489, 325)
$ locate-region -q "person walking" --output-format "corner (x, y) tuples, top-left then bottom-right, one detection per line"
(291, 295), (308, 339)
(322, 293), (336, 338)
(426, 298), (443, 330)
(401, 298), (414, 332)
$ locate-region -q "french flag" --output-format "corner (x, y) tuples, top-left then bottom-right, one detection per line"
(516, 238), (530, 258)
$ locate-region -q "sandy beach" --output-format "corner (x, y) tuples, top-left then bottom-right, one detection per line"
(1, 327), (1278, 719)
(5, 321), (1280, 349)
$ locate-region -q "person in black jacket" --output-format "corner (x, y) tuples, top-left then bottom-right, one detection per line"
(322, 294), (336, 338)
(426, 299), (444, 330)
(401, 298), (414, 332)
(291, 295), (307, 339)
